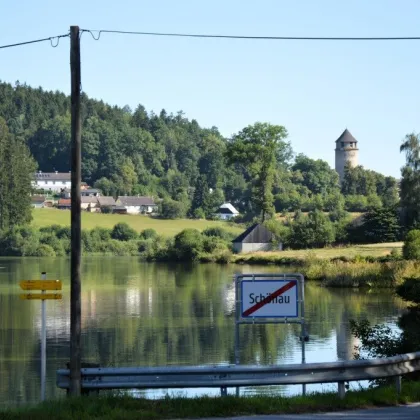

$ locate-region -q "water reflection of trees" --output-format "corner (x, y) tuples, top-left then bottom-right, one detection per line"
(0, 257), (407, 406)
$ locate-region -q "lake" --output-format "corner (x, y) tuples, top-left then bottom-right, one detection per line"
(0, 257), (407, 407)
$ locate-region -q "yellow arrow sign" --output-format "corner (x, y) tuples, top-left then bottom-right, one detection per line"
(20, 280), (62, 291)
(20, 293), (62, 300)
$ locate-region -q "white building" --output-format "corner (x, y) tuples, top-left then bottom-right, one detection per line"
(116, 196), (158, 215)
(215, 203), (239, 220)
(32, 171), (71, 192)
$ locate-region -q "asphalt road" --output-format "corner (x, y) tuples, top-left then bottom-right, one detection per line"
(196, 403), (420, 420)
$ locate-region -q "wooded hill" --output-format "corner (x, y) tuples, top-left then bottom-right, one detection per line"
(0, 81), (399, 218)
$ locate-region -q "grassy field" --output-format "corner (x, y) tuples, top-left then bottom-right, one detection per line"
(2, 383), (420, 420)
(233, 242), (404, 262)
(31, 209), (244, 237)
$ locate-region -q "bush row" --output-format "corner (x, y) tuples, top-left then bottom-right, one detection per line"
(0, 224), (236, 260)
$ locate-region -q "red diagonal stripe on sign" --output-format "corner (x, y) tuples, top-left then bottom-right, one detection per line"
(242, 281), (296, 317)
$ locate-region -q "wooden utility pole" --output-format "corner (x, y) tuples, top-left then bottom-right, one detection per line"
(70, 25), (82, 396)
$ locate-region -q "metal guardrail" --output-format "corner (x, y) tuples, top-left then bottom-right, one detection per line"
(56, 351), (420, 398)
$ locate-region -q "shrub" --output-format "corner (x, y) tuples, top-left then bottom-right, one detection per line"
(289, 210), (336, 249)
(193, 207), (206, 219)
(91, 227), (112, 242)
(396, 277), (420, 304)
(81, 229), (95, 253)
(56, 226), (71, 239)
(139, 228), (158, 240)
(39, 224), (62, 236)
(97, 239), (139, 256)
(202, 227), (234, 241)
(111, 223), (138, 241)
(0, 226), (40, 256)
(403, 229), (420, 259)
(40, 233), (65, 256)
(33, 244), (56, 257)
(202, 236), (229, 254)
(173, 229), (203, 261)
(161, 199), (187, 219)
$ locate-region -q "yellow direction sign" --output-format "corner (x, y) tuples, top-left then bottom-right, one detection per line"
(20, 280), (62, 291)
(20, 293), (62, 300)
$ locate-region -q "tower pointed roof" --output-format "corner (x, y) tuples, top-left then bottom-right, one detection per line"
(335, 129), (357, 144)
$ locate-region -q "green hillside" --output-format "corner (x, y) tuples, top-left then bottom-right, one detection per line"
(31, 209), (243, 237)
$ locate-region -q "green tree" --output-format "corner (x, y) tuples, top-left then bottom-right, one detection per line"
(0, 118), (36, 230)
(400, 133), (420, 228)
(344, 195), (368, 212)
(227, 122), (291, 221)
(403, 229), (420, 260)
(161, 198), (187, 219)
(111, 223), (138, 241)
(190, 175), (210, 217)
(173, 229), (203, 261)
(289, 210), (336, 248)
(362, 207), (401, 243)
(292, 154), (340, 195)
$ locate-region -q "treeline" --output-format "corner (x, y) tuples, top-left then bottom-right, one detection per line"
(0, 223), (234, 260)
(0, 81), (399, 221)
(0, 205), (402, 260)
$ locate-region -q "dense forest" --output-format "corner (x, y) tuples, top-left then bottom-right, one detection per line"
(0, 81), (399, 220)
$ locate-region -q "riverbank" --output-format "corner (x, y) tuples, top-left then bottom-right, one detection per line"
(2, 382), (420, 420)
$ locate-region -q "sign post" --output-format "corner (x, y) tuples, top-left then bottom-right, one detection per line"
(234, 273), (307, 396)
(19, 274), (62, 402)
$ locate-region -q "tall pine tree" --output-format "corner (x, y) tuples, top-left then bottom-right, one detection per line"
(0, 117), (36, 230)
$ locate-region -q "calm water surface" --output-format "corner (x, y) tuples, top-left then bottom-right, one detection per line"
(0, 257), (407, 407)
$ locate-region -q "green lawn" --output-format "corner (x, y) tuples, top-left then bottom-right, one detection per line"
(31, 209), (244, 237)
(233, 242), (404, 262)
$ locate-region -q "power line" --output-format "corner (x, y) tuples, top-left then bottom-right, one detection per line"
(0, 33), (69, 50)
(82, 28), (420, 41)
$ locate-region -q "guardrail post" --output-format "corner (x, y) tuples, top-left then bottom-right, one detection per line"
(338, 381), (346, 399)
(395, 375), (402, 394)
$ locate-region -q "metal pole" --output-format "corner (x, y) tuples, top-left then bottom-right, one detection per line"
(234, 275), (240, 397)
(70, 25), (82, 397)
(300, 275), (306, 396)
(41, 272), (47, 401)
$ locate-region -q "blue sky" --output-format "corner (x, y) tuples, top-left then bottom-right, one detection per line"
(1, 0), (419, 178)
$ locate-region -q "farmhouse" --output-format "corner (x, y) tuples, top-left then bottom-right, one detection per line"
(32, 171), (71, 192)
(57, 198), (71, 210)
(81, 188), (101, 197)
(97, 196), (116, 212)
(81, 196), (99, 212)
(116, 196), (158, 215)
(215, 203), (239, 220)
(232, 223), (281, 253)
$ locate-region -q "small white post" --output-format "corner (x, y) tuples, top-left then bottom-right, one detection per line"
(41, 272), (47, 402)
(338, 381), (346, 399)
(395, 375), (402, 394)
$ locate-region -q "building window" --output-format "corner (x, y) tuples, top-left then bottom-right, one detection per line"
(341, 142), (344, 148)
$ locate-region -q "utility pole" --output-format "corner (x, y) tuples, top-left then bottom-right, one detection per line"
(70, 25), (82, 396)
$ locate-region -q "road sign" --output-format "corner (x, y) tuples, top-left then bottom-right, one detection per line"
(20, 293), (62, 300)
(234, 273), (306, 397)
(240, 279), (298, 318)
(20, 280), (62, 290)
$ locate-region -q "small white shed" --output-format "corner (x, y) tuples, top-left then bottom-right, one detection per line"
(216, 203), (239, 220)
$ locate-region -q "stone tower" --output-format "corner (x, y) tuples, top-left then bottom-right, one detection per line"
(335, 129), (359, 182)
